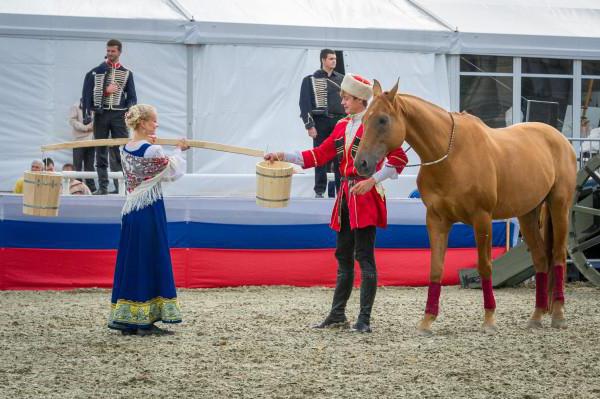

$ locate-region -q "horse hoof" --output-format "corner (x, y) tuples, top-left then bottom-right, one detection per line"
(481, 324), (498, 335)
(417, 328), (433, 337)
(527, 319), (543, 329)
(551, 318), (567, 329)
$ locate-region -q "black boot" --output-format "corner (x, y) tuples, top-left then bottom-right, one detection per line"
(311, 314), (349, 329)
(311, 269), (353, 329)
(350, 320), (372, 333)
(351, 271), (377, 333)
(93, 168), (109, 195)
(110, 179), (120, 194)
(86, 179), (97, 193)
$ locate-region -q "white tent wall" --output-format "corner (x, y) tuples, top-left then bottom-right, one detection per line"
(0, 38), (187, 191)
(186, 45), (450, 198)
(3, 1), (600, 194)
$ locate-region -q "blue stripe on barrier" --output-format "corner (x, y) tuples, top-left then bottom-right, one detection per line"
(0, 220), (511, 250)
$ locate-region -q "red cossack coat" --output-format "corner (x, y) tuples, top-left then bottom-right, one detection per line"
(301, 117), (407, 231)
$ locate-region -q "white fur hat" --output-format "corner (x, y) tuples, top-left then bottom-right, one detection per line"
(341, 73), (373, 101)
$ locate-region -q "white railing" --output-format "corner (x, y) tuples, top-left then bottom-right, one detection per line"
(60, 171), (125, 195)
(568, 138), (600, 169)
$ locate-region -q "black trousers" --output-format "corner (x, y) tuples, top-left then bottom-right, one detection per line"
(93, 110), (128, 190)
(329, 196), (377, 324)
(313, 116), (341, 197)
(73, 147), (97, 192)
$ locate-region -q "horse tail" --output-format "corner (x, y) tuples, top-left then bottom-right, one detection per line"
(542, 202), (555, 308)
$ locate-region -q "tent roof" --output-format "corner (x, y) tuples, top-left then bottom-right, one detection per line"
(418, 0), (600, 57)
(2, 0), (600, 57)
(420, 0), (600, 36)
(0, 0), (187, 20)
(180, 0), (447, 31)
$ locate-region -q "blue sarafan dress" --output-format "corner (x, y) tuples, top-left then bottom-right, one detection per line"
(108, 140), (185, 331)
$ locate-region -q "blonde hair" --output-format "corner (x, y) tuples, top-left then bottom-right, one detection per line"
(125, 104), (156, 131)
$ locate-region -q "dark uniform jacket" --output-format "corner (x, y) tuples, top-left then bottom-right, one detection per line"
(299, 69), (345, 129)
(82, 61), (137, 123)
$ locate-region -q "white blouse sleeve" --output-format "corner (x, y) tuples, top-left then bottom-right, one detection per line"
(282, 151), (305, 167)
(145, 145), (187, 182)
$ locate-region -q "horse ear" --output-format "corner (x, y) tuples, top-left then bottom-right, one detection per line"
(373, 79), (382, 97)
(386, 79), (399, 100)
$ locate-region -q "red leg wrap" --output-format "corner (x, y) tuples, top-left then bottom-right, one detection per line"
(535, 272), (548, 310)
(425, 282), (441, 316)
(553, 264), (565, 302)
(481, 278), (496, 310)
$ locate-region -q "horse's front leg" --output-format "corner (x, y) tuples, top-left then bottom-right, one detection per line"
(417, 209), (451, 336)
(473, 212), (497, 334)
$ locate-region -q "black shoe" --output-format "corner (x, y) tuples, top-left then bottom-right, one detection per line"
(315, 193), (325, 198)
(92, 188), (108, 195)
(350, 321), (372, 333)
(310, 315), (349, 329)
(137, 325), (174, 336)
(109, 189), (119, 195)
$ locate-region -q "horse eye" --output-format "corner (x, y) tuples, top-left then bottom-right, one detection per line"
(378, 116), (388, 125)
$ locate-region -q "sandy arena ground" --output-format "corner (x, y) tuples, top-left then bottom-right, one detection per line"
(1, 284), (599, 398)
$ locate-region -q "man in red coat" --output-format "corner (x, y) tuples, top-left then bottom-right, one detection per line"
(265, 73), (407, 333)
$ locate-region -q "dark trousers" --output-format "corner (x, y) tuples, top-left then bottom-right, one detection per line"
(73, 147), (97, 192)
(94, 110), (128, 191)
(329, 196), (377, 324)
(313, 116), (341, 197)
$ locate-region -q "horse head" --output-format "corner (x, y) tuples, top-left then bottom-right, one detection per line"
(355, 79), (406, 177)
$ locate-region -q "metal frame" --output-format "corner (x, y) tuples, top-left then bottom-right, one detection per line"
(454, 56), (600, 138)
(568, 154), (600, 286)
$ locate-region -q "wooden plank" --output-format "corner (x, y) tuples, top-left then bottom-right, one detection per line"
(41, 138), (264, 158)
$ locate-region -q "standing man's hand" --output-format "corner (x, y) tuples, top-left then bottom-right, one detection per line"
(106, 83), (119, 94)
(307, 127), (317, 139)
(350, 178), (376, 195)
(264, 152), (284, 163)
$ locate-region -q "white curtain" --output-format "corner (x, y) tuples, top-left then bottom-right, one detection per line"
(191, 45), (450, 197)
(0, 37), (187, 191)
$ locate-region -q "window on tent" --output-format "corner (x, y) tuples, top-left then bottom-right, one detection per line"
(459, 55), (513, 128)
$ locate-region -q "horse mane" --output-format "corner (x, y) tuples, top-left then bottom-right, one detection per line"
(395, 93), (488, 128)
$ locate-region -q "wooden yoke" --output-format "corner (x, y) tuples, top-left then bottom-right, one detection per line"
(41, 138), (265, 158)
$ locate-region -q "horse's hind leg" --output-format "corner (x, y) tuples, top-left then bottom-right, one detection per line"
(547, 195), (571, 329)
(517, 206), (550, 328)
(472, 212), (497, 334)
(417, 209), (451, 336)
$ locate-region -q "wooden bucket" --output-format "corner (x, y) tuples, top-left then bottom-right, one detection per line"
(256, 161), (293, 208)
(22, 171), (62, 217)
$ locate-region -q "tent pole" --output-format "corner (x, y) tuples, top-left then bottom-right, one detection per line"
(186, 44), (194, 173)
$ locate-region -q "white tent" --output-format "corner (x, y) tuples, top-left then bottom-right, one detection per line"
(1, 1), (599, 195)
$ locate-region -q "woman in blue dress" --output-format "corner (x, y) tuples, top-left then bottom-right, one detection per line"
(108, 104), (189, 336)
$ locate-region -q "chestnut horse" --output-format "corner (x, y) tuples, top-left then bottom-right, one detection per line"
(355, 81), (576, 335)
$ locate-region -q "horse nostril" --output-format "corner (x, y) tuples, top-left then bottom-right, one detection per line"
(360, 160), (368, 170)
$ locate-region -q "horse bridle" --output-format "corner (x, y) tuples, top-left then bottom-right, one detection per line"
(401, 112), (456, 168)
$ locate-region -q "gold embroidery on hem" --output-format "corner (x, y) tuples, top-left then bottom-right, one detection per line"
(109, 296), (181, 325)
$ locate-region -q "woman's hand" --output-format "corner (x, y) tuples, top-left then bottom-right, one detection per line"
(177, 138), (190, 151)
(350, 178), (376, 195)
(264, 152), (284, 163)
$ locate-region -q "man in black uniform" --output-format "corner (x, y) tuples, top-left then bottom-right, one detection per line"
(299, 49), (344, 198)
(82, 39), (137, 195)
